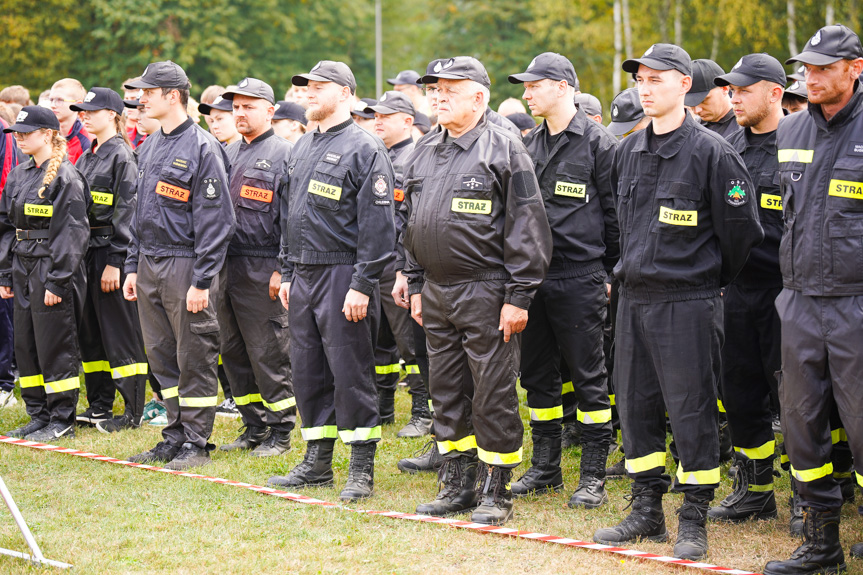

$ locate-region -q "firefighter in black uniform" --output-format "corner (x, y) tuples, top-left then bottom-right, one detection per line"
(702, 54), (786, 523)
(70, 87), (148, 432)
(764, 25), (863, 575)
(404, 57), (552, 526)
(592, 44), (763, 561)
(267, 61), (395, 502)
(506, 53), (618, 508)
(122, 61), (236, 470)
(0, 106), (90, 440)
(216, 78), (296, 457)
(686, 59), (742, 140)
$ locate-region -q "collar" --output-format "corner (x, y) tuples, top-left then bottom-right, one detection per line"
(708, 108), (736, 127)
(631, 111), (696, 159)
(321, 117), (354, 134)
(242, 128), (275, 147)
(740, 127), (776, 151)
(20, 157), (37, 171)
(91, 134), (124, 159)
(162, 117), (195, 138)
(390, 136), (413, 151)
(450, 112), (489, 150)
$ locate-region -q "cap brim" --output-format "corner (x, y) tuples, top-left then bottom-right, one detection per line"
(124, 79), (160, 90)
(292, 73), (332, 86)
(123, 100), (141, 109)
(368, 104), (399, 115)
(221, 89), (274, 104)
(3, 123), (41, 134)
(684, 90), (710, 107)
(69, 102), (103, 112)
(786, 51), (842, 66)
(786, 83), (808, 98)
(788, 73), (806, 82)
(607, 118), (642, 137)
(386, 78), (399, 85)
(420, 73), (468, 84)
(507, 72), (547, 84)
(714, 71), (759, 88)
(622, 57), (676, 74)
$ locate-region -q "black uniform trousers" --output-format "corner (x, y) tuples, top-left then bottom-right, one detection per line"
(13, 256), (85, 427)
(289, 263), (381, 444)
(376, 260), (423, 396)
(615, 294), (722, 498)
(219, 255), (295, 432)
(79, 245), (148, 420)
(775, 289), (863, 511)
(136, 255), (221, 449)
(422, 279), (523, 467)
(520, 270), (612, 443)
(412, 317), (431, 414)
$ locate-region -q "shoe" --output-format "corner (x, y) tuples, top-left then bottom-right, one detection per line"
(127, 441), (182, 464)
(220, 426), (269, 452)
(708, 453), (778, 522)
(25, 421), (75, 441)
(789, 476), (804, 536)
(0, 389), (17, 408)
(764, 508), (846, 575)
(268, 440), (335, 488)
(252, 429), (292, 457)
(141, 398), (164, 422)
(416, 455), (479, 516)
(215, 398), (240, 418)
(6, 419), (48, 438)
(378, 389), (395, 425)
(398, 440), (444, 474)
(561, 421), (581, 449)
(593, 486), (668, 545)
(850, 542), (863, 559)
(76, 407), (109, 427)
(837, 473), (856, 505)
(512, 434), (564, 497)
(605, 457), (627, 480)
(96, 414), (141, 434)
(397, 393), (433, 437)
(674, 496), (710, 561)
(569, 440), (610, 509)
(164, 442), (211, 470)
(471, 464), (515, 526)
(339, 443), (376, 502)
(148, 413), (168, 426)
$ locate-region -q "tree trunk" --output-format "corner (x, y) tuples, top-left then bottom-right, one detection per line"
(614, 0), (622, 95)
(787, 0), (798, 56)
(710, 2), (722, 61)
(622, 0), (633, 58)
(660, 0), (670, 42)
(826, 0), (835, 25)
(674, 0), (683, 46)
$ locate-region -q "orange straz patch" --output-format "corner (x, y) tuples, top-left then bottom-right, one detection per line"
(393, 188), (404, 202)
(156, 181), (190, 202)
(240, 185), (273, 203)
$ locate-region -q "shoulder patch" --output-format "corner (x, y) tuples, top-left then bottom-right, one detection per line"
(726, 179), (748, 207)
(202, 178), (222, 200)
(373, 174), (389, 197)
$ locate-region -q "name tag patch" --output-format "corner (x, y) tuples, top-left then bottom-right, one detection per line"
(91, 191), (113, 205)
(171, 158), (189, 170)
(555, 181), (587, 199)
(324, 152), (342, 165)
(760, 194), (783, 210)
(451, 198), (491, 214)
(156, 181), (191, 202)
(828, 179), (863, 200)
(240, 185), (273, 203)
(24, 203), (53, 217)
(849, 142), (863, 156)
(308, 179), (342, 201)
(658, 206), (697, 226)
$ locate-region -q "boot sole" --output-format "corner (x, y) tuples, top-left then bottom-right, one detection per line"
(471, 508), (514, 526)
(397, 463), (442, 474)
(763, 563), (846, 575)
(416, 505), (478, 517)
(593, 531), (669, 546)
(251, 449), (292, 457)
(267, 479), (335, 489)
(512, 484), (564, 498)
(568, 494), (609, 509)
(708, 509), (778, 523)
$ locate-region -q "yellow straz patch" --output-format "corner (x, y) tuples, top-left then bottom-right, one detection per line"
(91, 191), (114, 205)
(828, 179), (863, 200)
(451, 198), (492, 214)
(240, 185), (273, 203)
(555, 181), (586, 198)
(308, 180), (342, 201)
(658, 207), (697, 226)
(760, 194), (783, 210)
(24, 204), (53, 217)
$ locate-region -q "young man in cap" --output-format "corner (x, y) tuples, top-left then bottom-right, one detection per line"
(272, 101), (307, 144)
(215, 77), (296, 457)
(48, 78), (92, 163)
(592, 43), (763, 561)
(607, 88), (649, 138)
(404, 56), (552, 525)
(199, 95), (241, 145)
(122, 60), (236, 470)
(268, 60), (395, 502)
(388, 70), (430, 116)
(764, 24), (863, 575)
(686, 59), (741, 139)
(507, 52), (618, 510)
(350, 98), (377, 134)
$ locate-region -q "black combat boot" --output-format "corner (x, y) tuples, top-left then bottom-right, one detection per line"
(789, 476), (805, 536)
(219, 425), (269, 451)
(850, 542), (863, 558)
(398, 439), (444, 474)
(569, 439), (610, 508)
(252, 428), (292, 457)
(674, 495), (710, 561)
(593, 485), (667, 544)
(471, 464), (514, 526)
(268, 439), (335, 488)
(708, 453), (778, 522)
(397, 392), (432, 438)
(416, 455), (479, 516)
(378, 388), (395, 424)
(764, 508), (846, 575)
(339, 442), (377, 502)
(511, 434), (563, 496)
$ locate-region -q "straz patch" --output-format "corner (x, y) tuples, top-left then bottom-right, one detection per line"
(202, 178), (222, 200)
(240, 185), (273, 203)
(828, 179), (863, 200)
(91, 191), (114, 205)
(760, 194), (783, 210)
(451, 198), (491, 215)
(726, 179), (748, 207)
(658, 207), (697, 226)
(156, 181), (191, 202)
(255, 159), (272, 170)
(393, 188), (404, 202)
(24, 203), (53, 217)
(171, 158), (189, 170)
(323, 152), (342, 165)
(555, 181), (587, 199)
(309, 179), (342, 201)
(373, 175), (389, 197)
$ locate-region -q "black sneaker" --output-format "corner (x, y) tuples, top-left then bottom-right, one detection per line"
(6, 419), (49, 438)
(605, 458), (627, 479)
(215, 398), (240, 418)
(96, 415), (141, 434)
(397, 440), (444, 474)
(164, 443), (212, 470)
(251, 430), (292, 457)
(76, 407), (110, 427)
(127, 441), (182, 464)
(25, 422), (75, 442)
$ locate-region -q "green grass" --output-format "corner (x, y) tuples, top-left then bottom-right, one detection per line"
(1, 383), (862, 574)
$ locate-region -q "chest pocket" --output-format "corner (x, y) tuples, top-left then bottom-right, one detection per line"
(307, 161), (347, 211)
(156, 165), (194, 210)
(652, 181), (700, 238)
(758, 171), (783, 212)
(828, 157), (863, 213)
(551, 161), (591, 205)
(237, 167), (276, 213)
(450, 173), (492, 221)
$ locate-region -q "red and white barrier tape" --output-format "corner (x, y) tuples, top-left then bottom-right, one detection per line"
(0, 436), (760, 574)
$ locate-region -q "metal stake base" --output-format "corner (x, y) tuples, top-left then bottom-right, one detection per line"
(0, 475), (72, 569)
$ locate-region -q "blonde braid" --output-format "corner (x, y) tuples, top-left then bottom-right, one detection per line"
(38, 131), (67, 198)
(115, 112), (133, 149)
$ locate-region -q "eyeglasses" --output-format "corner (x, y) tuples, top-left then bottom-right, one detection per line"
(48, 97), (78, 106)
(11, 131), (42, 140)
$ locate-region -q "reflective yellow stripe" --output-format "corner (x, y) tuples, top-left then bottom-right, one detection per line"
(477, 446), (523, 466)
(791, 463), (833, 483)
(577, 408), (612, 424)
(161, 386), (179, 399)
(112, 362), (148, 379)
(179, 395), (218, 407)
(625, 452), (666, 474)
(427, 399), (435, 414)
(263, 396), (296, 412)
(676, 465), (721, 485)
(19, 374), (45, 388)
(338, 426), (381, 443)
(717, 399), (726, 413)
(834, 471), (853, 479)
(748, 483), (774, 493)
(609, 393), (615, 406)
(375, 364), (401, 375)
(561, 381), (574, 395)
(218, 355), (223, 365)
(301, 425), (338, 441)
(734, 440), (775, 461)
(437, 435), (477, 455)
(529, 405), (563, 422)
(780, 453), (790, 465)
(82, 360), (111, 373)
(404, 364), (420, 375)
(857, 472), (863, 488)
(44, 377), (81, 394)
(777, 149), (814, 163)
(233, 393), (262, 406)
(831, 428), (847, 444)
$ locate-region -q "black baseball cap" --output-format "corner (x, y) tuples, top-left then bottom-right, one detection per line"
(123, 99), (141, 109)
(273, 101), (307, 125)
(421, 57), (491, 89)
(574, 93), (602, 117)
(4, 105), (60, 133)
(623, 43), (692, 77)
(787, 25), (863, 66)
(506, 112), (536, 131)
(369, 91), (415, 116)
(70, 87), (125, 114)
(419, 59), (446, 84)
(198, 94), (234, 115)
(785, 80), (808, 99)
(124, 61), (191, 90)
(715, 53), (786, 88)
(222, 77), (275, 104)
(413, 111), (431, 134)
(292, 61), (357, 95)
(508, 52), (579, 90)
(685, 59), (726, 106)
(607, 88), (645, 137)
(387, 70), (421, 86)
(350, 98), (377, 119)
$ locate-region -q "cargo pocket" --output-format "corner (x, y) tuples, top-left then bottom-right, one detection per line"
(189, 319), (220, 335)
(156, 167), (193, 210)
(651, 181), (700, 238)
(828, 218), (863, 286)
(269, 313), (291, 349)
(449, 173), (493, 222)
(307, 162), (347, 211)
(237, 167), (276, 213)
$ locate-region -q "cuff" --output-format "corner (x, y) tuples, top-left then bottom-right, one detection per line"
(407, 278), (425, 296)
(504, 292), (531, 310)
(44, 281), (68, 298)
(349, 276), (375, 297)
(193, 276), (212, 290)
(107, 254), (126, 268)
